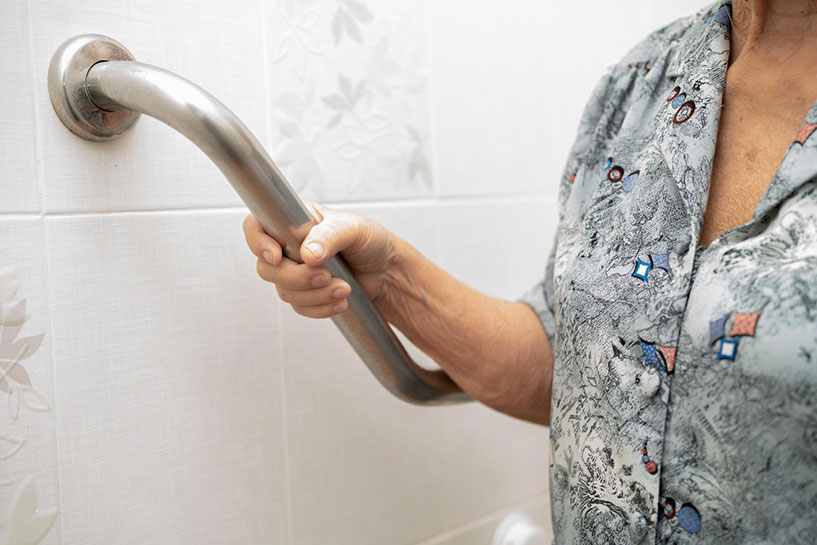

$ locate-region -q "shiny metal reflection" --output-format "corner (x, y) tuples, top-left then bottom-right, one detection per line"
(48, 34), (469, 405)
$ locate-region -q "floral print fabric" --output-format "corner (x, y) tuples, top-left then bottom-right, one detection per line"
(519, 3), (817, 544)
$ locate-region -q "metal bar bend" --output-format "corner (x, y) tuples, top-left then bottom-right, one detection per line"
(48, 34), (469, 405)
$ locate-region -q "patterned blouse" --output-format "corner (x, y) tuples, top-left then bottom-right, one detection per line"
(519, 3), (817, 544)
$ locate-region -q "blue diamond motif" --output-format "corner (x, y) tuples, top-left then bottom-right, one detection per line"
(714, 4), (732, 26)
(649, 252), (673, 277)
(621, 171), (639, 192)
(640, 341), (662, 368)
(709, 313), (729, 345)
(717, 338), (739, 361)
(632, 257), (652, 282)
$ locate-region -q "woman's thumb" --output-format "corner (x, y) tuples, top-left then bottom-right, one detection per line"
(300, 212), (365, 266)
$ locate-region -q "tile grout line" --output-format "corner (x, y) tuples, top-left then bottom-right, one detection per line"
(327, 192), (555, 209)
(3, 204), (250, 219)
(24, 1), (66, 543)
(0, 192), (557, 220)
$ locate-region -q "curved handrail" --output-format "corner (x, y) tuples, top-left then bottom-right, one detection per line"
(48, 34), (469, 404)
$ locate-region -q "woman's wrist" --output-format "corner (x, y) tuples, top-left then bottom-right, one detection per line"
(376, 234), (430, 327)
(370, 232), (552, 422)
(375, 235), (489, 388)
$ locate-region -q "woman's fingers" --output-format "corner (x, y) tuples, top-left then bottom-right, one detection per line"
(243, 214), (282, 265)
(276, 278), (351, 306)
(245, 206), (377, 320)
(291, 299), (349, 319)
(256, 256), (331, 290)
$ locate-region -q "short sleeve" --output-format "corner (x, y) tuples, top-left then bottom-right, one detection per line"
(516, 67), (617, 349)
(518, 243), (558, 349)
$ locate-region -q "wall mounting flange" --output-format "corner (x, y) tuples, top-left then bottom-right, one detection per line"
(48, 34), (141, 141)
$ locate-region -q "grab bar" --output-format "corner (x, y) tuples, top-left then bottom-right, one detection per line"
(48, 34), (469, 405)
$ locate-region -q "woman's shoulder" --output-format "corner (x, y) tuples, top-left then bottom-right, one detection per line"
(557, 3), (724, 206)
(573, 3), (722, 139)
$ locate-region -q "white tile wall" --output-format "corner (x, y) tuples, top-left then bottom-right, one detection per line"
(0, 2), (40, 213)
(544, 0), (709, 188)
(434, 196), (557, 300)
(44, 210), (288, 545)
(262, 0), (435, 204)
(278, 202), (553, 545)
(0, 219), (60, 545)
(279, 203), (450, 545)
(426, 1), (552, 199)
(27, 0), (269, 213)
(279, 312), (455, 545)
(1, 1), (708, 544)
(428, 0), (710, 202)
(416, 495), (551, 545)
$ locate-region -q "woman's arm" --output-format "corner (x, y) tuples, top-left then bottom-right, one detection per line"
(243, 204), (553, 424)
(380, 236), (553, 424)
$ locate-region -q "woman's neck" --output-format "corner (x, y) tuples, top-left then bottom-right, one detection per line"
(730, 0), (817, 64)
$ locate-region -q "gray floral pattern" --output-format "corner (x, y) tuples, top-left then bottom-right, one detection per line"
(520, 3), (817, 544)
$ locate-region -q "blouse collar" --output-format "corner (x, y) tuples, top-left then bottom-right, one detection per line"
(662, 0), (817, 242)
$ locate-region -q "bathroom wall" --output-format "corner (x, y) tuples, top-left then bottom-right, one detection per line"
(0, 1), (705, 543)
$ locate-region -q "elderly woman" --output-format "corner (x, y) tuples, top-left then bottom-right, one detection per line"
(243, 0), (817, 543)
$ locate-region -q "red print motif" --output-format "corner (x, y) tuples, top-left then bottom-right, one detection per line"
(659, 345), (677, 373)
(793, 122), (817, 145)
(729, 311), (761, 337)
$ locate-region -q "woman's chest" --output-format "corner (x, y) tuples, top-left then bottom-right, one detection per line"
(548, 167), (817, 542)
(700, 81), (817, 246)
(654, 183), (817, 543)
(553, 169), (817, 371)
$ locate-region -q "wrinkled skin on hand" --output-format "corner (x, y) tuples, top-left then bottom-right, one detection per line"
(243, 201), (397, 318)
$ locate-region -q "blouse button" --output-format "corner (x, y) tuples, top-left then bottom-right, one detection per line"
(629, 512), (648, 542)
(639, 370), (661, 398)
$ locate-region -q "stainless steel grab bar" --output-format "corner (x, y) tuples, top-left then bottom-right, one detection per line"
(48, 34), (469, 405)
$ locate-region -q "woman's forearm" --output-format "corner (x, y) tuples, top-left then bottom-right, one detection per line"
(378, 235), (554, 424)
(244, 208), (552, 422)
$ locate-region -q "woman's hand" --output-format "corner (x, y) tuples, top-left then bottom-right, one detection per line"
(244, 201), (553, 424)
(243, 202), (397, 318)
